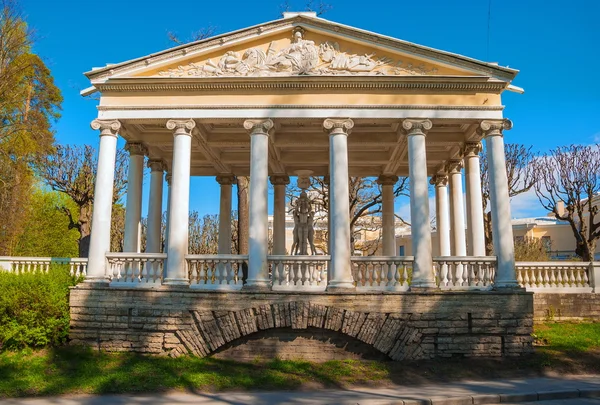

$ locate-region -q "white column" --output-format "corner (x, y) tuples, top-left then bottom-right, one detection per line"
(164, 173), (172, 254)
(164, 119), (195, 285)
(86, 119), (121, 283)
(403, 119), (436, 289)
(431, 174), (451, 256)
(448, 160), (467, 258)
(216, 175), (235, 255)
(378, 175), (398, 256)
(479, 120), (519, 288)
(464, 142), (486, 256)
(270, 176), (290, 255)
(243, 119), (273, 290)
(123, 143), (146, 253)
(324, 118), (355, 290)
(146, 160), (165, 253)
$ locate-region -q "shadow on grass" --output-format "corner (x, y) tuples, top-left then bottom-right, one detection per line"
(1, 345), (600, 398)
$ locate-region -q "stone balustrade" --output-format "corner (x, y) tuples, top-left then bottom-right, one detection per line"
(187, 254), (248, 290)
(106, 253), (166, 286)
(434, 256), (497, 290)
(516, 262), (596, 293)
(0, 256), (88, 277)
(269, 255), (329, 291)
(4, 254), (600, 295)
(351, 256), (413, 291)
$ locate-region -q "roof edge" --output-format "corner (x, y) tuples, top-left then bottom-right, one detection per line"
(84, 14), (519, 84)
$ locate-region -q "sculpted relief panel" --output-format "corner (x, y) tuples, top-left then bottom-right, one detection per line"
(157, 28), (439, 78)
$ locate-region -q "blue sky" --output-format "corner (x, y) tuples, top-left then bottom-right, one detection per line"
(20, 0), (600, 219)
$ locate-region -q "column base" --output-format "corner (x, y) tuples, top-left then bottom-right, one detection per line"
(409, 279), (438, 291)
(82, 278), (110, 288)
(326, 280), (356, 291)
(410, 286), (440, 293)
(493, 281), (524, 291)
(162, 278), (190, 286)
(242, 279), (271, 292)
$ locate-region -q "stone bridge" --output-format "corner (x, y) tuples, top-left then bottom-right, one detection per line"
(69, 286), (534, 360)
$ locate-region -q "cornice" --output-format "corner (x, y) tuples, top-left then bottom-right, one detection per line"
(97, 104), (504, 111)
(94, 76), (507, 93)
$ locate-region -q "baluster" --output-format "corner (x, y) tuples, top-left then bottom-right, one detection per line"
(542, 268), (549, 288)
(198, 261), (206, 285)
(461, 261), (469, 287)
(273, 260), (281, 286)
(285, 261), (292, 286)
(318, 261), (325, 284)
(556, 267), (563, 287)
(548, 267), (556, 288)
(355, 263), (362, 286)
(575, 267), (583, 288)
(440, 261), (449, 287)
(523, 268), (530, 288)
(567, 268), (575, 287)
(395, 263), (403, 287)
(469, 262), (477, 287)
(583, 267), (590, 288)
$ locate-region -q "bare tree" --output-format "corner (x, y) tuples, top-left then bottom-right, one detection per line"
(305, 0), (332, 15)
(38, 144), (128, 257)
(480, 144), (536, 254)
(289, 176), (408, 254)
(167, 26), (217, 45)
(534, 144), (600, 261)
(188, 212), (219, 254)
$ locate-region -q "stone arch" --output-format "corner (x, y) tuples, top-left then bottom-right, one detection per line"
(164, 301), (426, 360)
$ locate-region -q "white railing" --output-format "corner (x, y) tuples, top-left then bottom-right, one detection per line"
(434, 256), (497, 290)
(186, 254), (248, 290)
(269, 255), (329, 291)
(0, 256), (88, 277)
(351, 256), (413, 291)
(106, 253), (166, 286)
(516, 262), (594, 293)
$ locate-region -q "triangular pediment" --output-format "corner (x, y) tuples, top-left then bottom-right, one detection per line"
(140, 28), (467, 78)
(85, 14), (518, 88)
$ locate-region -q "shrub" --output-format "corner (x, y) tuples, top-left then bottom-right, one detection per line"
(0, 266), (80, 350)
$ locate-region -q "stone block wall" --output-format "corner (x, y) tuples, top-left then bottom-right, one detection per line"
(533, 293), (600, 322)
(69, 286), (534, 360)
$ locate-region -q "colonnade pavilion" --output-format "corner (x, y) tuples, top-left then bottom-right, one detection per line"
(82, 12), (522, 292)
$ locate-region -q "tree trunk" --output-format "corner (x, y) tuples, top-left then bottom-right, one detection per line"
(483, 211), (494, 255)
(237, 176), (250, 282)
(78, 201), (93, 257)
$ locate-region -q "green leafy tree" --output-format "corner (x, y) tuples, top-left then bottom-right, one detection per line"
(0, 0), (62, 255)
(13, 187), (79, 257)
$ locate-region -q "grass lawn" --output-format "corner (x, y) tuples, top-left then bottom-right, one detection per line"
(0, 322), (599, 398)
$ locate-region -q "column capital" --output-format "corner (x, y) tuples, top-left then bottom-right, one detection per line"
(402, 119), (432, 136)
(323, 118), (354, 135)
(125, 142), (148, 156)
(446, 159), (464, 174)
(463, 142), (482, 158)
(166, 119), (196, 136)
(244, 119), (273, 135)
(377, 174), (398, 186)
(147, 159), (166, 172)
(429, 174), (448, 187)
(477, 119), (513, 138)
(270, 175), (290, 186)
(216, 174), (236, 185)
(90, 119), (121, 137)
(165, 173), (172, 186)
